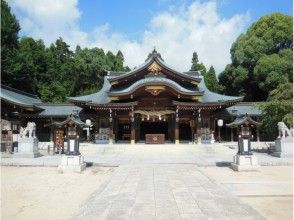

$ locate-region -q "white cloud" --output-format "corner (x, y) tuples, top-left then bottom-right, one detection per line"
(9, 0), (250, 74)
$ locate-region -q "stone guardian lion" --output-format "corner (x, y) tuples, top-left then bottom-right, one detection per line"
(277, 122), (292, 138)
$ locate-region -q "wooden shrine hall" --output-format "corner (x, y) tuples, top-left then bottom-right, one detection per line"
(68, 49), (243, 144)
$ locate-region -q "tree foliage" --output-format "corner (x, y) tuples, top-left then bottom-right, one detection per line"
(190, 52), (224, 93)
(1, 0), (20, 88)
(219, 13), (293, 101)
(203, 66), (223, 93)
(257, 83), (293, 139)
(1, 1), (129, 103)
(190, 51), (207, 74)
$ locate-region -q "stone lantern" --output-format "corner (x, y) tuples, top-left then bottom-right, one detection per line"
(45, 110), (88, 173)
(226, 114), (261, 172)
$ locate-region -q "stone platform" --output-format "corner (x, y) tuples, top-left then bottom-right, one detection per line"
(271, 138), (293, 158)
(231, 155), (260, 172)
(58, 155), (86, 173)
(14, 138), (41, 158)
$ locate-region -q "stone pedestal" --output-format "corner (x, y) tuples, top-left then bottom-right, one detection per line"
(58, 155), (86, 173)
(231, 155), (260, 172)
(271, 138), (293, 158)
(14, 138), (41, 158)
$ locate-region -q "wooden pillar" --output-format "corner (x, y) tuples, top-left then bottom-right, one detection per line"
(175, 121), (179, 144)
(131, 109), (135, 144)
(230, 128), (234, 142)
(109, 121), (113, 144)
(131, 120), (135, 144)
(109, 109), (113, 144)
(257, 127), (260, 142)
(175, 108), (179, 144)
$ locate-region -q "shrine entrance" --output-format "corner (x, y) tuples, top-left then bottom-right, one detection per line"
(179, 121), (192, 141)
(140, 121), (169, 141)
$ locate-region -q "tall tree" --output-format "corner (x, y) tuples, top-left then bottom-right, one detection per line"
(1, 0), (20, 87)
(204, 66), (223, 93)
(219, 13), (293, 101)
(190, 51), (206, 74)
(12, 37), (47, 93)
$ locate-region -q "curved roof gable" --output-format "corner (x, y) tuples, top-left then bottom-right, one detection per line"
(108, 77), (204, 96)
(108, 49), (201, 83)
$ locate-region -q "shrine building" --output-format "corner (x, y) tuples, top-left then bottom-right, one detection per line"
(1, 49), (263, 148)
(68, 49), (244, 144)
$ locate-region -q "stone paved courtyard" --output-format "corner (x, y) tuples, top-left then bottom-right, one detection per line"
(1, 143), (293, 167)
(74, 164), (264, 220)
(1, 143), (292, 220)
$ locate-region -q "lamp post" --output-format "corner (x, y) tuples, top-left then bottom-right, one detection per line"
(217, 119), (223, 142)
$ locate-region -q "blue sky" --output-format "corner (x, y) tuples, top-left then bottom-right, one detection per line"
(78, 0), (292, 40)
(8, 0), (293, 73)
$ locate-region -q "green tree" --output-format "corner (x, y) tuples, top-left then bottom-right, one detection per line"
(70, 47), (108, 96)
(1, 0), (20, 88)
(219, 13), (293, 101)
(190, 51), (206, 74)
(258, 83), (293, 139)
(203, 66), (223, 93)
(253, 49), (292, 94)
(11, 37), (47, 93)
(219, 65), (249, 96)
(38, 81), (67, 103)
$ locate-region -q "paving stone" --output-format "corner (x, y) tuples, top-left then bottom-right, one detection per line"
(72, 161), (265, 220)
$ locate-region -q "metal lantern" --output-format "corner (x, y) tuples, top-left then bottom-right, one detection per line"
(217, 119), (224, 127)
(217, 119), (223, 142)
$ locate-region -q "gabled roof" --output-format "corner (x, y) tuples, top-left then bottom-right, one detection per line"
(68, 51), (242, 108)
(0, 85), (42, 110)
(226, 114), (262, 128)
(45, 111), (88, 128)
(33, 104), (82, 117)
(222, 102), (262, 117)
(108, 49), (201, 83)
(108, 76), (204, 96)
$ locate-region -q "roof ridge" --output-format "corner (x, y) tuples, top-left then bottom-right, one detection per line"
(36, 103), (74, 106)
(1, 84), (39, 99)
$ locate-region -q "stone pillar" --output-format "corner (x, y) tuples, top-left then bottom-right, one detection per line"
(256, 127), (260, 142)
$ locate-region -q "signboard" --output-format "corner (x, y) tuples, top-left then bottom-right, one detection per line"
(69, 139), (75, 152)
(243, 139), (248, 152)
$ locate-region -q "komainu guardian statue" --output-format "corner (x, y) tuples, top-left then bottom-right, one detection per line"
(20, 122), (36, 138)
(277, 122), (292, 139)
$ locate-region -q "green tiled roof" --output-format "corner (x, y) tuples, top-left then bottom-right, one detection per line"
(109, 77), (203, 96)
(108, 49), (201, 82)
(45, 111), (88, 127)
(226, 114), (261, 127)
(34, 103), (82, 117)
(1, 85), (42, 109)
(222, 102), (262, 116)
